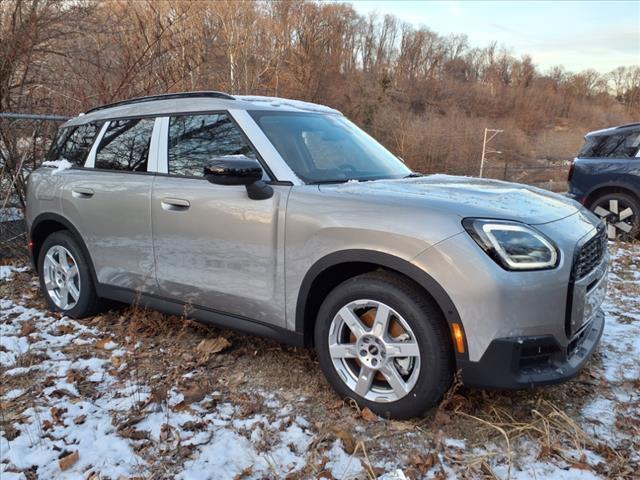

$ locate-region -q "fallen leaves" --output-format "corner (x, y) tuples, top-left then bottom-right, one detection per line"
(181, 384), (207, 404)
(118, 427), (150, 441)
(58, 451), (79, 471)
(96, 337), (116, 350)
(2, 423), (20, 441)
(66, 368), (83, 384)
(409, 452), (438, 475)
(111, 355), (124, 369)
(159, 423), (177, 443)
(195, 337), (231, 363)
(50, 406), (66, 424)
(333, 429), (355, 454)
(20, 320), (36, 336)
(116, 412), (146, 431)
(54, 323), (75, 336)
(360, 407), (378, 422)
(236, 393), (262, 417)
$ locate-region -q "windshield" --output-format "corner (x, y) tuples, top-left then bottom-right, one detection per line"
(249, 111), (411, 183)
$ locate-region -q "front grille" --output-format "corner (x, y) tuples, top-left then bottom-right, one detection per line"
(519, 343), (556, 369)
(573, 227), (607, 280)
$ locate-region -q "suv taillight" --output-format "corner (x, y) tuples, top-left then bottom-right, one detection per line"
(567, 161), (575, 183)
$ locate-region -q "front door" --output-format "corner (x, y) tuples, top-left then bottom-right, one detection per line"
(151, 113), (289, 326)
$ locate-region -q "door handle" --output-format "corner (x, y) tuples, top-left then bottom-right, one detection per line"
(72, 188), (94, 198)
(161, 197), (190, 211)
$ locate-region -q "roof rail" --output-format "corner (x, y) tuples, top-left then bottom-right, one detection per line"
(615, 122), (640, 130)
(84, 91), (235, 114)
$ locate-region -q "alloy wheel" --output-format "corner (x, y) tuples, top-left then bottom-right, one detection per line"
(593, 198), (637, 240)
(328, 299), (421, 403)
(43, 245), (81, 310)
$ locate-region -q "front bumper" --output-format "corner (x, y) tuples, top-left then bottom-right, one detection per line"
(413, 208), (608, 389)
(458, 309), (604, 389)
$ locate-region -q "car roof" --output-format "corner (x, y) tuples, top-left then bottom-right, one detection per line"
(586, 122), (640, 138)
(63, 91), (342, 128)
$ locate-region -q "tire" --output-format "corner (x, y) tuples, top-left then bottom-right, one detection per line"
(590, 192), (640, 241)
(38, 231), (102, 318)
(314, 270), (454, 419)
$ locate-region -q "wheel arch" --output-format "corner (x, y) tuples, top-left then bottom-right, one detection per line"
(584, 183), (640, 208)
(29, 213), (98, 285)
(295, 249), (468, 359)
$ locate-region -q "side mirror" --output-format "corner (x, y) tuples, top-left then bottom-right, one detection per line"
(204, 157), (273, 200)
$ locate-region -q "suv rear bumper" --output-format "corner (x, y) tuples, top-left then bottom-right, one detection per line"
(458, 309), (604, 389)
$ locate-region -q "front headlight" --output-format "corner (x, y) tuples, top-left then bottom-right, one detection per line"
(462, 218), (559, 271)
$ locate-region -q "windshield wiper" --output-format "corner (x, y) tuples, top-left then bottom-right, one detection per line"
(308, 179), (350, 185)
(404, 172), (422, 178)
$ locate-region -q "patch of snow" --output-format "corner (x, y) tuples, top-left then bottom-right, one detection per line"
(0, 299), (145, 479)
(180, 429), (254, 480)
(41, 159), (73, 174)
(0, 207), (23, 222)
(101, 339), (118, 350)
(0, 265), (29, 281)
(236, 95), (342, 115)
(379, 470), (409, 480)
(3, 388), (25, 400)
(444, 438), (466, 449)
(494, 460), (602, 480)
(324, 440), (364, 479)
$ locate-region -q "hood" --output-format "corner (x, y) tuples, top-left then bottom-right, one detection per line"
(318, 174), (580, 225)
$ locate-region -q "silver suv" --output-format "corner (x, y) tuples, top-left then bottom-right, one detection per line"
(26, 92), (608, 419)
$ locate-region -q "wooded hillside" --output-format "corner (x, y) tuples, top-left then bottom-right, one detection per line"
(1, 0), (639, 200)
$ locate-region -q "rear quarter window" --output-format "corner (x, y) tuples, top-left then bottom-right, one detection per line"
(47, 122), (104, 166)
(579, 131), (640, 159)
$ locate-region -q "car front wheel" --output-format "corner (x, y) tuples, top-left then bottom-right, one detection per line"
(314, 271), (454, 419)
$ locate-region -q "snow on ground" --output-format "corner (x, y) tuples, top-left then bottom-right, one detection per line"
(0, 208), (23, 223)
(0, 266), (353, 479)
(0, 242), (639, 479)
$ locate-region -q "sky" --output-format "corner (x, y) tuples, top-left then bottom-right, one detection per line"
(346, 1), (640, 74)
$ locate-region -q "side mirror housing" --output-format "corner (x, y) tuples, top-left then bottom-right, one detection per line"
(204, 157), (263, 186)
(204, 157), (273, 200)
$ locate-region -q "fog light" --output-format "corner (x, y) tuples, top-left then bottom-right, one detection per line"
(452, 323), (465, 354)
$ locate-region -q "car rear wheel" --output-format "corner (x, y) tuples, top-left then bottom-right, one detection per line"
(590, 192), (640, 241)
(314, 271), (454, 419)
(38, 231), (101, 318)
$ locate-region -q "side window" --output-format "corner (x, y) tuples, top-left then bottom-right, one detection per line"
(94, 118), (155, 172)
(579, 131), (640, 158)
(167, 113), (257, 178)
(47, 122), (103, 166)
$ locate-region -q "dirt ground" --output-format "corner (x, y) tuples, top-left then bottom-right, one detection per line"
(1, 242), (638, 479)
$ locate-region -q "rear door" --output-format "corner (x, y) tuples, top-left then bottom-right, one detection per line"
(151, 112), (288, 326)
(60, 117), (160, 292)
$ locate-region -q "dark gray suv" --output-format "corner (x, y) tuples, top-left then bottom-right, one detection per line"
(568, 123), (640, 240)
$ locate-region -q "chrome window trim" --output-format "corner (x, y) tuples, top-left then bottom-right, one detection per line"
(84, 121), (110, 168)
(147, 117), (166, 172)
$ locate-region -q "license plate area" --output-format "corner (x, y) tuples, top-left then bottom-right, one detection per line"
(582, 274), (607, 327)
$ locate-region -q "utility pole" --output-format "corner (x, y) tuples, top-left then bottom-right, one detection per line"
(479, 128), (503, 178)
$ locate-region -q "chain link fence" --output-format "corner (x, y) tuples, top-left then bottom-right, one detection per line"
(0, 113), (69, 259)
